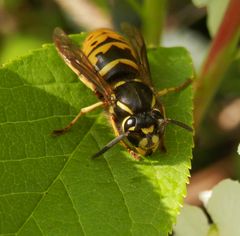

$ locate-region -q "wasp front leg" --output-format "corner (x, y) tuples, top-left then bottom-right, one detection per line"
(128, 149), (141, 161)
(159, 138), (167, 153)
(157, 78), (193, 97)
(52, 101), (103, 135)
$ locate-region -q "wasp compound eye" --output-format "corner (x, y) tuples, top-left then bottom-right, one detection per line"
(151, 109), (163, 120)
(124, 117), (136, 132)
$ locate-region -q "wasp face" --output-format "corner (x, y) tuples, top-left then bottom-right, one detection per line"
(122, 109), (165, 156)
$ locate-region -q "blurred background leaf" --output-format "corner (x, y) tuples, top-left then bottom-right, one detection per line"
(174, 179), (240, 236)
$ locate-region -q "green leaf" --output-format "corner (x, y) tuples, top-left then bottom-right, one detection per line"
(0, 34), (43, 64)
(0, 33), (193, 235)
(207, 179), (240, 236)
(174, 204), (210, 236)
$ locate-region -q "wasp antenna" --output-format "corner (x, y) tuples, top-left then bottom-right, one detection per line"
(166, 119), (193, 132)
(92, 132), (129, 159)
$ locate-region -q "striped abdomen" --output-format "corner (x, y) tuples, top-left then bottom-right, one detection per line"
(82, 29), (139, 83)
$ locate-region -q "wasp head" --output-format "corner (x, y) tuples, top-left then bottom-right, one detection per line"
(122, 108), (166, 156)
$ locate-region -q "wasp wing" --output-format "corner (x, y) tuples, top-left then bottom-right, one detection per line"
(53, 27), (113, 101)
(121, 23), (152, 87)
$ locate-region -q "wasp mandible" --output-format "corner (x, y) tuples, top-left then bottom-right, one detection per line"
(52, 24), (193, 159)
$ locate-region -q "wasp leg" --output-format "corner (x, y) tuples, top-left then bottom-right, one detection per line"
(159, 138), (166, 153)
(129, 149), (141, 160)
(157, 78), (192, 97)
(52, 101), (103, 136)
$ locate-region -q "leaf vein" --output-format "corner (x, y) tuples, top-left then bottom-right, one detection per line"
(0, 154), (68, 163)
(15, 118), (97, 234)
(59, 177), (86, 236)
(91, 133), (134, 235)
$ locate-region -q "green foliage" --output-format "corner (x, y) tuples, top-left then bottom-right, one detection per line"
(174, 179), (240, 236)
(141, 0), (167, 46)
(91, 0), (110, 12)
(0, 33), (193, 235)
(0, 34), (42, 64)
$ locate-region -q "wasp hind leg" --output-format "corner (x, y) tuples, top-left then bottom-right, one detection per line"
(157, 78), (192, 97)
(52, 101), (103, 136)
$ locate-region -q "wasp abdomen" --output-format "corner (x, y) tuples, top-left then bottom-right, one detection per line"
(82, 29), (139, 83)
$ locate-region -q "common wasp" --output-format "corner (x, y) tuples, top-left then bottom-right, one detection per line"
(53, 24), (192, 159)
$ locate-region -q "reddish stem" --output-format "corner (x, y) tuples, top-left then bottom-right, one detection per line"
(202, 0), (240, 75)
(194, 0), (240, 129)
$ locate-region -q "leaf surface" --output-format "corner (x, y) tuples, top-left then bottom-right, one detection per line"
(0, 33), (193, 236)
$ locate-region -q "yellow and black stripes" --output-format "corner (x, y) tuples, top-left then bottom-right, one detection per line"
(82, 29), (135, 57)
(82, 29), (139, 82)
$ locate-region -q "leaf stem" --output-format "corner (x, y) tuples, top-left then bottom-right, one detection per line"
(194, 0), (240, 130)
(142, 0), (167, 47)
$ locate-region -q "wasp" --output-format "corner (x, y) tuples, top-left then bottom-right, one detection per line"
(53, 24), (192, 159)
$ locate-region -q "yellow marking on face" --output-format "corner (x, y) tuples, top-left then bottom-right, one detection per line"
(141, 125), (154, 134)
(128, 126), (135, 131)
(152, 135), (159, 145)
(99, 59), (138, 77)
(139, 138), (148, 148)
(116, 101), (133, 115)
(151, 96), (156, 108)
(135, 147), (147, 156)
(113, 81), (126, 89)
